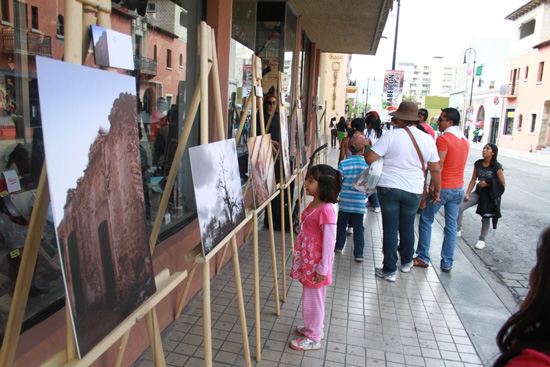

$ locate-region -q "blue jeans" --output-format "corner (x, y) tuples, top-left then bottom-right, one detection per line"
(335, 211), (365, 258)
(368, 192), (380, 208)
(377, 187), (422, 274)
(417, 188), (464, 270)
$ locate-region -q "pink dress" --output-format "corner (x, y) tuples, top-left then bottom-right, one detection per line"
(291, 202), (336, 288)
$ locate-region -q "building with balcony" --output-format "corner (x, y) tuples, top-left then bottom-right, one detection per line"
(500, 0), (550, 151)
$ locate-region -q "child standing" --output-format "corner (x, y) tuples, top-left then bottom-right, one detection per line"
(335, 135), (369, 261)
(290, 164), (342, 350)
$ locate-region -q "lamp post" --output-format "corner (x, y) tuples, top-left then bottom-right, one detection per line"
(392, 0), (401, 70)
(463, 48), (477, 107)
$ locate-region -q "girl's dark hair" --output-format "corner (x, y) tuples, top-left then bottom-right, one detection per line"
(408, 120), (428, 134)
(365, 114), (382, 139)
(350, 118), (366, 132)
(306, 164), (343, 203)
(485, 143), (499, 166)
(494, 227), (550, 367)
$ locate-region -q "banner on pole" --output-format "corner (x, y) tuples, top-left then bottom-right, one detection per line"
(382, 70), (404, 114)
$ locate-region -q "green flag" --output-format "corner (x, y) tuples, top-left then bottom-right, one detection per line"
(475, 65), (483, 76)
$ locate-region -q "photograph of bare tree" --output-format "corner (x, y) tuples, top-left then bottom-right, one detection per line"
(296, 111), (307, 168)
(189, 139), (246, 255)
(36, 57), (156, 358)
(248, 134), (276, 208)
(279, 107), (292, 181)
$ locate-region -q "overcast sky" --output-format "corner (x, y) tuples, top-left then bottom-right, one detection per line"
(351, 0), (527, 80)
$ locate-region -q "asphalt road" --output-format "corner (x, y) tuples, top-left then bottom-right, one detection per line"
(443, 144), (550, 302)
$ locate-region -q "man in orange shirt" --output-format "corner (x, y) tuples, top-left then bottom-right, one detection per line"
(414, 108), (469, 272)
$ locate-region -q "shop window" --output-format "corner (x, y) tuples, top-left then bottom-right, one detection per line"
(57, 15), (64, 36)
(530, 113), (537, 133)
(31, 6), (38, 30)
(538, 61), (544, 82)
(520, 18), (535, 39)
(0, 0), (203, 338)
(504, 109), (515, 135)
(1, 0), (9, 22)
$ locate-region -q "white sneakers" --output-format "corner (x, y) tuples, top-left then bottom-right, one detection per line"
(474, 240), (486, 249)
(457, 230), (463, 237)
(375, 267), (396, 282)
(346, 227), (353, 235)
(289, 337), (321, 350)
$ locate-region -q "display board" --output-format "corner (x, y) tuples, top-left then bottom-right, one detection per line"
(278, 107), (291, 181)
(248, 134), (276, 208)
(36, 57), (156, 358)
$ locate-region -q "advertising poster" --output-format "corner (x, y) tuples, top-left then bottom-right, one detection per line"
(382, 70), (404, 117)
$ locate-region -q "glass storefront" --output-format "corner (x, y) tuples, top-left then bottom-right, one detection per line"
(0, 0), (202, 336)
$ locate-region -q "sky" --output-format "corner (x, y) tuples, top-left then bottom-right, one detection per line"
(351, 0), (528, 81)
(36, 57), (136, 223)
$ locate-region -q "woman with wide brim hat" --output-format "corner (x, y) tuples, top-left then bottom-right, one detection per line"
(365, 101), (442, 282)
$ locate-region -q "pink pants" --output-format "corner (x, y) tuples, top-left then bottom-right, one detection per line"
(302, 285), (326, 341)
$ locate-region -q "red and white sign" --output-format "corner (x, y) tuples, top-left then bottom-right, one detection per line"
(383, 70), (404, 113)
(3, 170), (21, 193)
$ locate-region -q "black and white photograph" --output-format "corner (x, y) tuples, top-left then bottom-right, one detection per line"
(189, 139), (246, 255)
(36, 57), (156, 358)
(248, 134), (276, 208)
(279, 106), (292, 181)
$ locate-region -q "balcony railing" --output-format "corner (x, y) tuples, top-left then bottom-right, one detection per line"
(134, 56), (157, 77)
(500, 83), (518, 98)
(2, 28), (52, 57)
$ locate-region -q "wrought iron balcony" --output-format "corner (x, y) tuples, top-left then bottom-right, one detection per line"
(134, 56), (157, 77)
(2, 28), (52, 57)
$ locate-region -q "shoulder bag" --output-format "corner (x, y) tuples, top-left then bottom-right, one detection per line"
(403, 127), (427, 210)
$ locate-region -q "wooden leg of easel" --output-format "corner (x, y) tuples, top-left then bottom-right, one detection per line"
(145, 310), (156, 362)
(216, 245), (229, 274)
(202, 261), (212, 367)
(114, 330), (131, 367)
(145, 309), (166, 367)
(230, 236), (251, 367)
(175, 260), (197, 319)
(266, 202), (280, 316)
(253, 213), (261, 361)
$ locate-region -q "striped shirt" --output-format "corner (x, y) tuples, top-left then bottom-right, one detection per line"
(338, 155), (368, 214)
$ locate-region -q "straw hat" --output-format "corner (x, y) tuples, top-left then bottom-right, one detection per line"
(389, 101), (419, 121)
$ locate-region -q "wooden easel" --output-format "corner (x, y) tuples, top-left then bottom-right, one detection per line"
(0, 1), (187, 367)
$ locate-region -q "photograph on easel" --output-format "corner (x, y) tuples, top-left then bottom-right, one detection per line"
(296, 110), (307, 168)
(189, 139), (246, 255)
(36, 57), (156, 358)
(248, 133), (276, 208)
(278, 106), (291, 181)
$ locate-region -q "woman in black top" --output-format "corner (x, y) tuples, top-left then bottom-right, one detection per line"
(457, 143), (505, 250)
(330, 117), (337, 148)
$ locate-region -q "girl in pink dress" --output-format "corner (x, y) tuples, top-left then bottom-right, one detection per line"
(289, 164), (342, 350)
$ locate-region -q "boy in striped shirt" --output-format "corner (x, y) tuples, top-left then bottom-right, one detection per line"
(335, 135), (369, 262)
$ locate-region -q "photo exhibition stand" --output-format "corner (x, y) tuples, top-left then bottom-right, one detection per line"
(144, 22), (256, 367)
(0, 2), (188, 367)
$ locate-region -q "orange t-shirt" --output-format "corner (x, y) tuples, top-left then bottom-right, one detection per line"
(436, 133), (470, 189)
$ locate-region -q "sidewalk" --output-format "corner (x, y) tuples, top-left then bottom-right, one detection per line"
(134, 147), (513, 367)
(469, 142), (550, 167)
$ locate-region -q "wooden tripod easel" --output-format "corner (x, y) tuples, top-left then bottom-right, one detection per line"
(0, 1), (188, 367)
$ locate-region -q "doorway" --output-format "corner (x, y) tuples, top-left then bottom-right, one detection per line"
(490, 117), (500, 144)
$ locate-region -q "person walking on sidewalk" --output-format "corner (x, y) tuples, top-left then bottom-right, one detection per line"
(330, 117), (338, 148)
(365, 112), (383, 213)
(366, 101), (441, 282)
(414, 108), (470, 273)
(336, 116), (347, 147)
(418, 108), (436, 139)
(457, 143), (506, 249)
(335, 135), (369, 262)
(290, 164), (342, 350)
(493, 226), (550, 367)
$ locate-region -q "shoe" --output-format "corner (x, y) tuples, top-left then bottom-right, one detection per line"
(474, 240), (486, 249)
(295, 326), (324, 340)
(401, 263), (412, 273)
(289, 337), (321, 350)
(457, 230), (463, 238)
(355, 257), (364, 262)
(373, 207), (381, 213)
(346, 227), (353, 235)
(413, 257), (429, 268)
(441, 266), (452, 273)
(334, 248), (343, 253)
(375, 267), (396, 282)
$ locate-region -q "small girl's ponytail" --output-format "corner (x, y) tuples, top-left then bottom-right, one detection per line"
(307, 164), (342, 203)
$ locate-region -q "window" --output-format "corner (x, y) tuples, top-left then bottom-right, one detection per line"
(504, 109), (515, 135)
(179, 53), (183, 67)
(520, 19), (536, 39)
(530, 114), (537, 133)
(517, 68), (520, 81)
(517, 113), (523, 130)
(525, 66), (529, 80)
(166, 49), (172, 68)
(153, 45), (157, 61)
(1, 0), (9, 22)
(148, 2), (155, 11)
(538, 61), (544, 82)
(180, 11), (185, 27)
(57, 15), (64, 36)
(31, 6), (38, 29)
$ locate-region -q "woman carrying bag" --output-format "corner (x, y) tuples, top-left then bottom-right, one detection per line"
(365, 102), (441, 282)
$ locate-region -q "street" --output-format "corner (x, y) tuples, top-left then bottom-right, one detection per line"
(440, 143), (550, 303)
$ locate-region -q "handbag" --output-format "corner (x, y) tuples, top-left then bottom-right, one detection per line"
(403, 127), (427, 209)
(351, 157), (384, 197)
